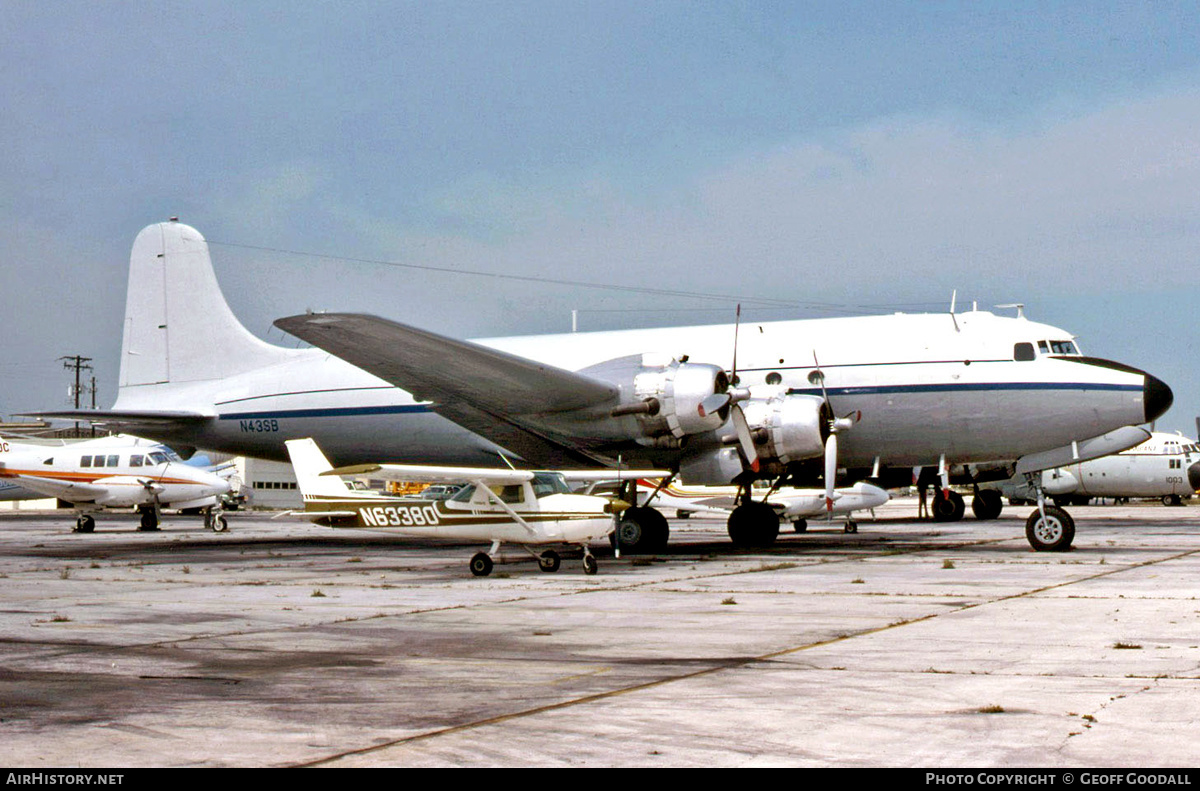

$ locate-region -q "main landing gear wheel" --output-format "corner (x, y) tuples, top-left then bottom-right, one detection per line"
(138, 508), (160, 532)
(617, 507), (669, 554)
(971, 490), (1004, 520)
(538, 550), (561, 573)
(470, 552), (494, 577)
(844, 519), (857, 534)
(793, 518), (808, 533)
(931, 490), (965, 522)
(582, 554), (598, 576)
(1025, 506), (1075, 552)
(74, 515), (95, 533)
(727, 501), (780, 548)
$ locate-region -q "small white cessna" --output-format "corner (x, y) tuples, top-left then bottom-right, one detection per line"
(635, 477), (889, 534)
(987, 431), (1200, 509)
(29, 222), (1174, 554)
(0, 434), (232, 532)
(286, 438), (645, 576)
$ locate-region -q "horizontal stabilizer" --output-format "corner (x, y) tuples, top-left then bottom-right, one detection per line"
(18, 409), (212, 426)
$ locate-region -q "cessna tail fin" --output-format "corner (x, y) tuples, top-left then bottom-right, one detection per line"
(117, 221), (299, 396)
(285, 438), (355, 500)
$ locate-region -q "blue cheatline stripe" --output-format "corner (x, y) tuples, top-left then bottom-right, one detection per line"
(789, 382), (1142, 397)
(218, 381), (1141, 421)
(219, 404), (433, 420)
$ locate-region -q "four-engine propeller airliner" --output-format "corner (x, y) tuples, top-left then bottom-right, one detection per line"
(27, 221), (1174, 554)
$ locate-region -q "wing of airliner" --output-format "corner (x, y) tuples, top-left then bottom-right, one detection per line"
(275, 313), (631, 467)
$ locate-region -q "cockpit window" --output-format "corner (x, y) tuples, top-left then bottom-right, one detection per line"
(1049, 340), (1078, 355)
(1037, 341), (1049, 353)
(148, 452), (170, 464)
(532, 473), (571, 498)
(1013, 342), (1035, 362)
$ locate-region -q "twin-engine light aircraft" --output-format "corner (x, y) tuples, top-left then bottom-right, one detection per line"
(987, 431), (1200, 508)
(634, 478), (889, 534)
(0, 434), (232, 532)
(285, 438), (641, 576)
(28, 221), (1174, 554)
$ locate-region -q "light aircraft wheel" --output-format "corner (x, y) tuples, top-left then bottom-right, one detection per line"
(1162, 494), (1183, 507)
(211, 515), (229, 533)
(793, 518), (807, 533)
(844, 520), (857, 534)
(74, 515), (95, 534)
(1025, 506), (1075, 552)
(727, 502), (780, 548)
(469, 552), (493, 577)
(138, 508), (160, 532)
(617, 507), (669, 554)
(582, 554), (598, 575)
(538, 550), (561, 573)
(931, 490), (965, 522)
(971, 490), (1003, 520)
(676, 510), (692, 519)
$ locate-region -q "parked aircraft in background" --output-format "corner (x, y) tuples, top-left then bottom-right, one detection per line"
(29, 221), (1173, 554)
(986, 431), (1200, 507)
(0, 434), (231, 532)
(633, 478), (889, 534)
(285, 438), (635, 576)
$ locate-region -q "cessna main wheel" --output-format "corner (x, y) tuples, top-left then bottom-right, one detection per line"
(470, 552), (494, 577)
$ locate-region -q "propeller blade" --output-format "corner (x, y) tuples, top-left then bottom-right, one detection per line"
(730, 404), (759, 473)
(698, 392), (730, 419)
(824, 432), (838, 513)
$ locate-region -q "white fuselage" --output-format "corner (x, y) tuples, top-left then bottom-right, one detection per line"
(992, 433), (1200, 501)
(116, 309), (1156, 470)
(0, 437), (230, 510)
(638, 478), (889, 519)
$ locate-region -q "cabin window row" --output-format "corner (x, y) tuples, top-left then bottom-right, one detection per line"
(79, 451), (172, 468)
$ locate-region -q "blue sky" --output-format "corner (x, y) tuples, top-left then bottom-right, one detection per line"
(2, 1), (1199, 437)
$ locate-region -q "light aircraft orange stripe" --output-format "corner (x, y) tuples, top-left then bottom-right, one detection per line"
(0, 469), (199, 486)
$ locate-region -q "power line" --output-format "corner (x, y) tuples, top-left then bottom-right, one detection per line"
(206, 239), (900, 315)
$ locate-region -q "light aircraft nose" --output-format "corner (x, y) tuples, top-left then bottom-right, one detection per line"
(1188, 460), (1200, 493)
(1143, 373), (1173, 424)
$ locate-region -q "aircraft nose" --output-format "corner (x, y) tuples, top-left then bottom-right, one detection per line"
(1188, 460), (1200, 492)
(1143, 372), (1174, 423)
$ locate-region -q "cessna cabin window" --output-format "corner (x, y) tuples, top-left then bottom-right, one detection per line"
(80, 455), (92, 468)
(532, 473), (571, 498)
(107, 455), (119, 467)
(1013, 342), (1036, 362)
(130, 455), (144, 467)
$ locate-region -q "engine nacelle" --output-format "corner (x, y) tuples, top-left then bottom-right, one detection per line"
(610, 356), (730, 440)
(1041, 468), (1079, 496)
(92, 476), (159, 507)
(740, 394), (829, 465)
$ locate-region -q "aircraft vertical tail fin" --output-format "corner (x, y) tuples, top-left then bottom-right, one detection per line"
(115, 221), (301, 406)
(285, 438), (355, 500)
